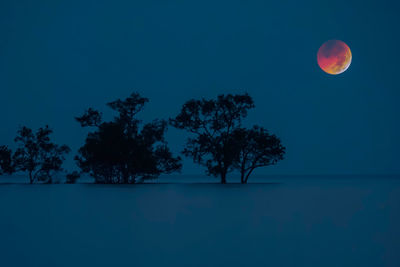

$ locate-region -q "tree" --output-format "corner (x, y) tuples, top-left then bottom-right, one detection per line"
(66, 171), (80, 184)
(13, 126), (70, 184)
(233, 126), (285, 183)
(170, 94), (254, 183)
(75, 92), (181, 184)
(0, 145), (14, 175)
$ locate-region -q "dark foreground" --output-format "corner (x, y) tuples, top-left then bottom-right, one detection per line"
(0, 177), (399, 267)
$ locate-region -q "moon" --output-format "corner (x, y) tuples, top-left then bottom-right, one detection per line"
(317, 40), (352, 75)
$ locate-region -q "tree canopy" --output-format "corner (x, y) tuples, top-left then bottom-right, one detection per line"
(76, 92), (182, 183)
(232, 126), (285, 183)
(12, 126), (70, 183)
(172, 93), (285, 183)
(0, 92), (285, 184)
(171, 93), (255, 183)
(0, 145), (14, 175)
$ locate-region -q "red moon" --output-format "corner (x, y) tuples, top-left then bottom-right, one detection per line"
(317, 40), (352, 75)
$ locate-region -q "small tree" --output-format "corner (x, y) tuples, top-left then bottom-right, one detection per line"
(0, 145), (14, 175)
(13, 126), (70, 184)
(171, 94), (254, 183)
(233, 126), (285, 183)
(75, 92), (181, 183)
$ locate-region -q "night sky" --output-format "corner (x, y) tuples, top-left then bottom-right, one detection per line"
(0, 0), (399, 176)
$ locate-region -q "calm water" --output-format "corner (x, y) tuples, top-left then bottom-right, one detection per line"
(0, 176), (399, 266)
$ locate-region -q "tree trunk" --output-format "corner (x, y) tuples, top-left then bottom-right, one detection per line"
(240, 166), (245, 184)
(122, 173), (128, 184)
(244, 168), (255, 184)
(29, 172), (33, 184)
(221, 172), (227, 184)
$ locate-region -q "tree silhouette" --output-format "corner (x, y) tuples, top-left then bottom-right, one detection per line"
(66, 171), (80, 184)
(13, 126), (70, 184)
(171, 94), (254, 183)
(0, 145), (14, 175)
(75, 108), (102, 127)
(75, 92), (181, 184)
(232, 126), (285, 183)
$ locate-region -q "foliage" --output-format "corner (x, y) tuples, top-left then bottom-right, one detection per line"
(75, 92), (181, 183)
(75, 108), (102, 127)
(232, 126), (285, 183)
(171, 93), (254, 183)
(13, 126), (70, 183)
(65, 171), (81, 184)
(0, 145), (14, 175)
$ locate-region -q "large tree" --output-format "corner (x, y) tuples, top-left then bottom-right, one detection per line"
(75, 92), (181, 183)
(13, 126), (70, 183)
(233, 126), (285, 183)
(171, 94), (254, 183)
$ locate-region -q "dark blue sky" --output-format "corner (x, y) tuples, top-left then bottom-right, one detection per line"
(0, 0), (399, 175)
